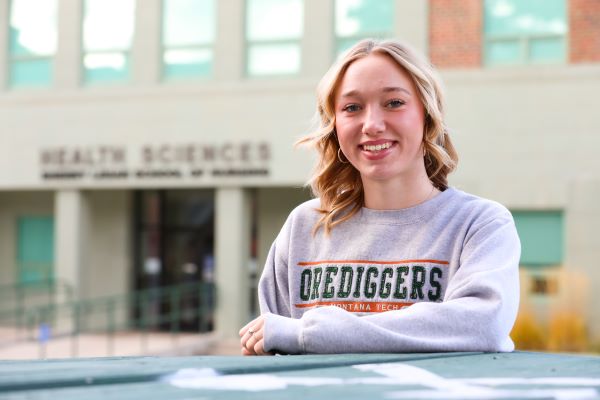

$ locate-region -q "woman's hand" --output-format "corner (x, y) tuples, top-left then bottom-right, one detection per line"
(239, 316), (273, 356)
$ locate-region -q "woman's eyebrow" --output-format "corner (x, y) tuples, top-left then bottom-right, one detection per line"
(340, 87), (411, 98)
(383, 86), (411, 96)
(339, 89), (360, 98)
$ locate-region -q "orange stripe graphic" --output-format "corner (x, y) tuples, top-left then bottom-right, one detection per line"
(295, 301), (413, 313)
(298, 259), (449, 266)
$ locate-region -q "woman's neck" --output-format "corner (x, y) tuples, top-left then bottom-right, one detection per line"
(362, 176), (438, 210)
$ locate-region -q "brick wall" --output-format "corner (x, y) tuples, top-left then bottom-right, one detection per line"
(570, 0), (600, 63)
(429, 0), (482, 68)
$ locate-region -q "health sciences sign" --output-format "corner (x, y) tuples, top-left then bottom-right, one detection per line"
(39, 142), (271, 183)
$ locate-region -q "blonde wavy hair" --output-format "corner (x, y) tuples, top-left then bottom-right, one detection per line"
(297, 39), (459, 235)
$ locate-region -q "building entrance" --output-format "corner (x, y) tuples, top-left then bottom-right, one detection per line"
(134, 189), (215, 332)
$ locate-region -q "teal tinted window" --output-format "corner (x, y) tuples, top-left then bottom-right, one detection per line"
(511, 211), (563, 266)
(17, 216), (54, 285)
(9, 0), (57, 88)
(162, 0), (215, 80)
(335, 0), (394, 56)
(484, 0), (566, 66)
(83, 0), (135, 84)
(246, 0), (303, 76)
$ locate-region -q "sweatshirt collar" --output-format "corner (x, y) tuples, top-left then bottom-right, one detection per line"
(357, 187), (456, 225)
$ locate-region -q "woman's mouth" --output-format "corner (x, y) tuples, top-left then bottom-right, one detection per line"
(360, 141), (394, 153)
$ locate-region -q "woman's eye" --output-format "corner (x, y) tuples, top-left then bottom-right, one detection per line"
(342, 104), (361, 112)
(387, 99), (405, 108)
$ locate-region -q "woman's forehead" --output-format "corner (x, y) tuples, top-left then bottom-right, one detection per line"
(337, 53), (416, 96)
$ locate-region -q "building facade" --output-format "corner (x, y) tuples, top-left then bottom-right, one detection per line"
(1, 0), (599, 346)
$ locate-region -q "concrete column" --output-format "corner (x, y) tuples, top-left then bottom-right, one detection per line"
(0, 0), (8, 90)
(565, 179), (600, 342)
(132, 0), (161, 84)
(302, 0), (334, 78)
(55, 0), (82, 89)
(214, 187), (251, 339)
(54, 190), (90, 300)
(214, 0), (245, 81)
(394, 0), (429, 56)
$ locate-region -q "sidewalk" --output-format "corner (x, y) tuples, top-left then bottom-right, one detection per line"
(0, 328), (236, 360)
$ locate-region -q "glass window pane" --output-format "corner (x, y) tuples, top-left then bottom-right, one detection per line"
(10, 59), (52, 87)
(484, 0), (566, 36)
(336, 38), (359, 56)
(529, 37), (564, 63)
(9, 0), (57, 57)
(83, 0), (135, 52)
(163, 49), (212, 79)
(246, 0), (303, 41)
(335, 0), (393, 37)
(486, 39), (521, 65)
(17, 216), (54, 285)
(248, 44), (300, 76)
(84, 52), (129, 83)
(163, 0), (215, 46)
(512, 211), (563, 266)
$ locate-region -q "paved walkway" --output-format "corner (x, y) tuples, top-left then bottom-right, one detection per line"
(0, 327), (237, 360)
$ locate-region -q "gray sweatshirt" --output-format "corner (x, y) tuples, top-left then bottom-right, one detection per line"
(258, 187), (521, 354)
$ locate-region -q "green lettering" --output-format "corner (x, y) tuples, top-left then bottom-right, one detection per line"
(322, 266), (338, 299)
(393, 266), (409, 299)
(352, 267), (365, 298)
(338, 266), (353, 298)
(300, 269), (312, 301)
(379, 267), (393, 299)
(311, 267), (323, 300)
(364, 267), (379, 299)
(428, 267), (443, 301)
(410, 266), (426, 300)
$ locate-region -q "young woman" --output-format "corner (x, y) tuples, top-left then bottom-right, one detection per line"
(239, 39), (520, 355)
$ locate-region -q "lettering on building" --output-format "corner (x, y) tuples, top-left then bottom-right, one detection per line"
(39, 142), (272, 182)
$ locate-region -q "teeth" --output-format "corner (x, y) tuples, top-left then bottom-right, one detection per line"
(363, 142), (392, 152)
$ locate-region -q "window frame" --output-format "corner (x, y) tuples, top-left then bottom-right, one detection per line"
(483, 0), (568, 67)
(511, 209), (564, 269)
(81, 0), (136, 85)
(244, 0), (304, 78)
(161, 0), (216, 81)
(333, 0), (395, 59)
(8, 0), (58, 88)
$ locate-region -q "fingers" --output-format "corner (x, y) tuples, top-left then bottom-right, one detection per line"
(254, 338), (273, 356)
(238, 320), (254, 337)
(240, 316), (269, 356)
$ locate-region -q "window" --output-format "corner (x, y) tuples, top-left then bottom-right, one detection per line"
(335, 0), (394, 56)
(8, 0), (57, 88)
(484, 0), (567, 66)
(246, 0), (303, 77)
(530, 275), (558, 295)
(511, 211), (563, 267)
(162, 0), (215, 80)
(17, 216), (54, 285)
(82, 0), (135, 84)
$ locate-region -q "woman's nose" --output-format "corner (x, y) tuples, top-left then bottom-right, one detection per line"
(362, 106), (385, 135)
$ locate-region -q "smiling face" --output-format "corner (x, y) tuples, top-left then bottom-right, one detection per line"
(334, 52), (427, 188)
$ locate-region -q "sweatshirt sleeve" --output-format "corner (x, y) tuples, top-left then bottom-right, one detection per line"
(262, 208), (521, 354)
(258, 240), (292, 318)
(258, 209), (297, 319)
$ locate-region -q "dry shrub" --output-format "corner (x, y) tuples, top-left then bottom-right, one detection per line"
(547, 311), (589, 352)
(511, 309), (547, 350)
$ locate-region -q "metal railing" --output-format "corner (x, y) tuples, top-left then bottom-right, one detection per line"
(0, 282), (215, 358)
(0, 279), (74, 313)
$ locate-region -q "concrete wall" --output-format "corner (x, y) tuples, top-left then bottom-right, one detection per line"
(444, 65), (600, 209)
(82, 190), (131, 299)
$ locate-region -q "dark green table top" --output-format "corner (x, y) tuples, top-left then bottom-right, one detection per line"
(1, 352), (599, 399)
